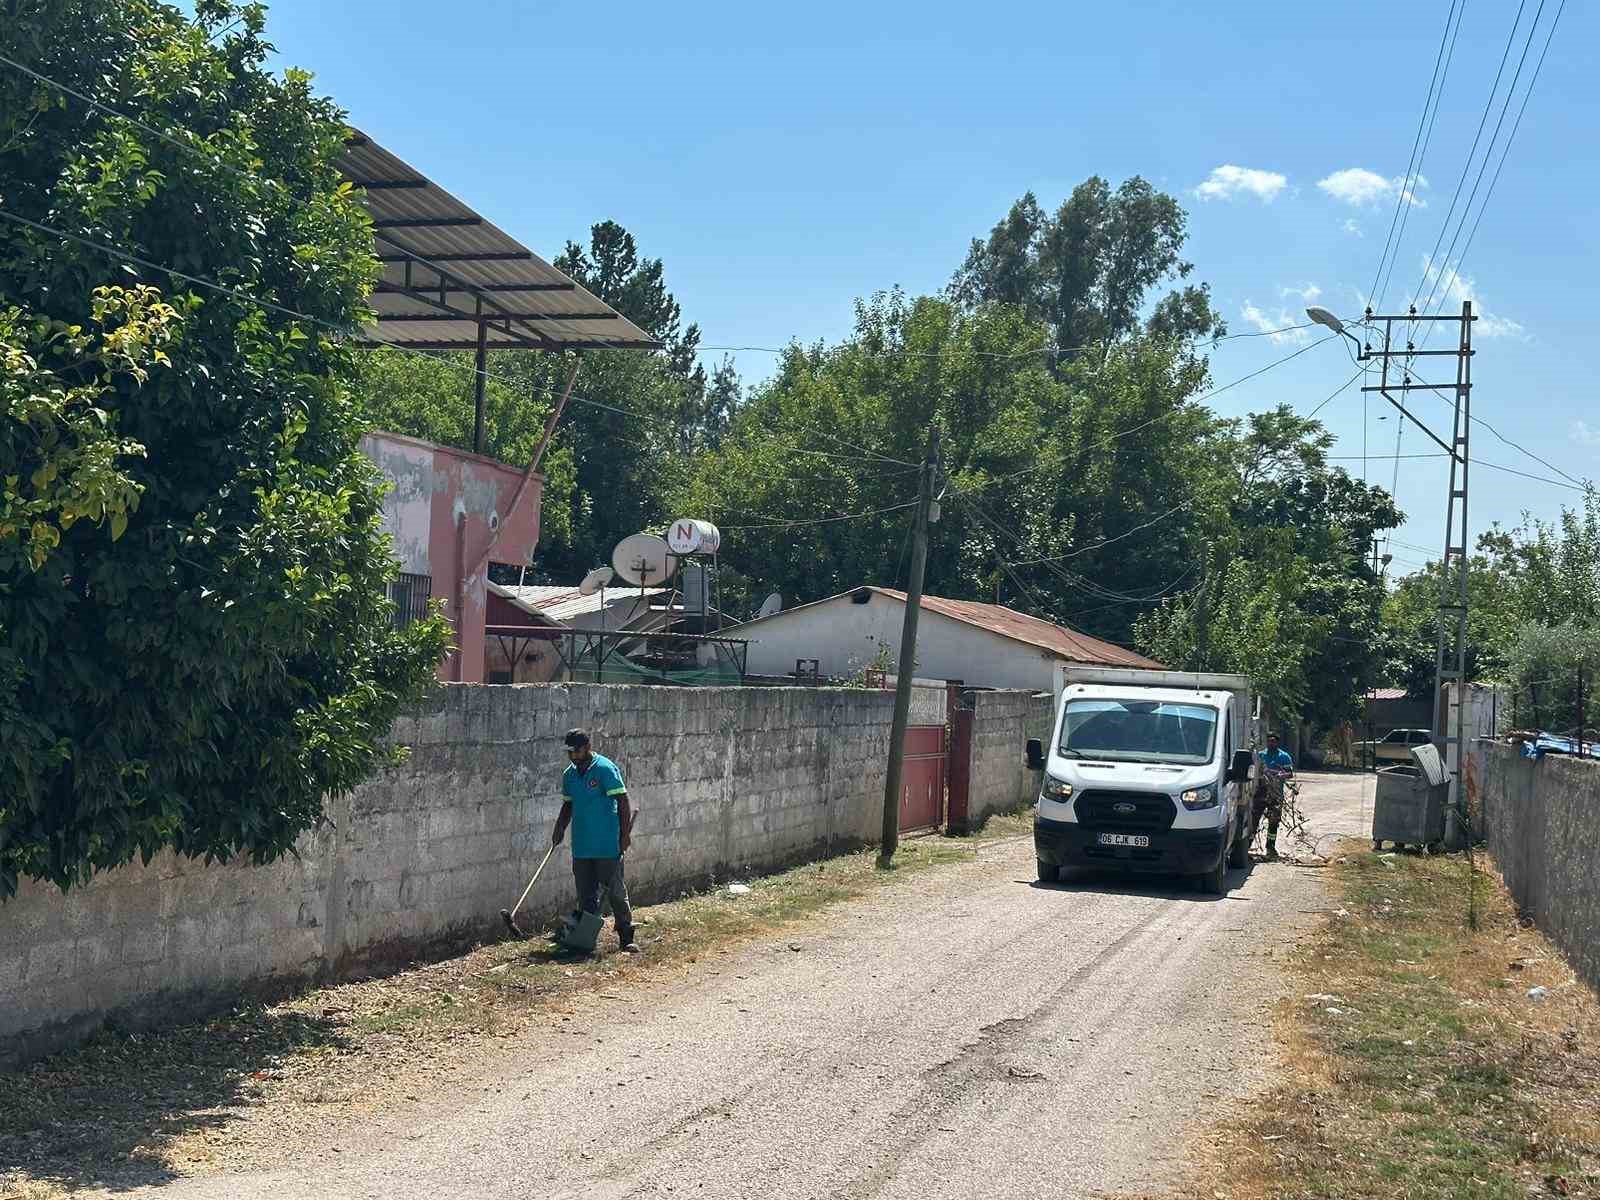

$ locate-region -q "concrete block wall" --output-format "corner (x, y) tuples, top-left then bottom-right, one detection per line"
(967, 690), (1055, 825)
(2, 683), (905, 1065)
(1474, 742), (1600, 991)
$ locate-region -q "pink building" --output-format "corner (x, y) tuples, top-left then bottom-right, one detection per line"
(363, 431), (544, 683)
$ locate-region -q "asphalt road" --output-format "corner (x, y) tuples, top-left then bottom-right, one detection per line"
(126, 771), (1370, 1200)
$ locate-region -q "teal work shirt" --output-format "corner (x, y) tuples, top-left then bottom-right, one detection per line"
(563, 753), (627, 859)
(1259, 747), (1294, 771)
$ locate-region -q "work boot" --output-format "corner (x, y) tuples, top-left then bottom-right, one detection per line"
(1265, 843), (1280, 861)
(617, 924), (639, 954)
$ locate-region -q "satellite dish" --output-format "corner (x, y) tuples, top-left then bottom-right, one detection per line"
(756, 593), (782, 619)
(578, 566), (614, 596)
(612, 533), (676, 588)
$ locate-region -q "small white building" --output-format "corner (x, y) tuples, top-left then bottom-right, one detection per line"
(727, 586), (1163, 691)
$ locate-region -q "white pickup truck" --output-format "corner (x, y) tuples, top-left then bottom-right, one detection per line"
(1029, 665), (1261, 895)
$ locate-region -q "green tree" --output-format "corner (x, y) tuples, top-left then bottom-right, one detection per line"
(949, 178), (1226, 357)
(1380, 490), (1600, 700)
(669, 290), (1229, 646)
(1135, 405), (1402, 728)
(1505, 621), (1600, 734)
(0, 0), (448, 898)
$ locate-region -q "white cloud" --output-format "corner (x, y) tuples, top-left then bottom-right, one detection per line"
(1193, 164), (1289, 204)
(1242, 300), (1313, 344)
(1280, 282), (1322, 303)
(1419, 257), (1528, 340)
(1572, 420), (1600, 447)
(1318, 168), (1428, 208)
(1343, 218), (1364, 237)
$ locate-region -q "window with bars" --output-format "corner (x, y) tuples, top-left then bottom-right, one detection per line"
(388, 572), (432, 630)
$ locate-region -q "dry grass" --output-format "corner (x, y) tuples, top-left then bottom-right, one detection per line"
(1167, 845), (1600, 1199)
(0, 815), (1030, 1196)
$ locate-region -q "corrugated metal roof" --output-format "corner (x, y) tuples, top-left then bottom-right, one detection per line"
(1368, 687), (1411, 701)
(341, 132), (660, 352)
(866, 588), (1165, 670)
(488, 582), (666, 625)
(734, 585), (1163, 670)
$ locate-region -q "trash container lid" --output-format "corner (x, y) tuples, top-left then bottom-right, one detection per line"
(1410, 742), (1448, 786)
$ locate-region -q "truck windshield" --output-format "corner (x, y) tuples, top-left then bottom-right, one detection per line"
(1060, 699), (1219, 765)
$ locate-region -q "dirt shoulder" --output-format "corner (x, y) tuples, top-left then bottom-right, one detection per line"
(1167, 846), (1600, 1199)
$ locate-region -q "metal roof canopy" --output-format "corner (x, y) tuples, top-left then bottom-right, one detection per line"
(341, 130), (660, 355)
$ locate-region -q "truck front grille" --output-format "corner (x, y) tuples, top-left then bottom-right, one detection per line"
(1074, 790), (1177, 833)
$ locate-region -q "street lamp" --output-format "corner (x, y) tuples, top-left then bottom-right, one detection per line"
(1307, 306), (1365, 356)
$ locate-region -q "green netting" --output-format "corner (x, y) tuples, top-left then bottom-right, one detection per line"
(567, 653), (742, 687)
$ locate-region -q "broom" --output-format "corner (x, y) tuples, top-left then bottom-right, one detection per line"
(501, 845), (555, 940)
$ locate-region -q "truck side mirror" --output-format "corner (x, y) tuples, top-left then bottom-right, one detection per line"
(1025, 739), (1045, 771)
(1226, 749), (1253, 783)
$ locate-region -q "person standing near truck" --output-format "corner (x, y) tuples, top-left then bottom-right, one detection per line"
(552, 729), (638, 953)
(1251, 733), (1295, 860)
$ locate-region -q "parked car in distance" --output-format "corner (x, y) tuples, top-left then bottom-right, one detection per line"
(1354, 727), (1433, 767)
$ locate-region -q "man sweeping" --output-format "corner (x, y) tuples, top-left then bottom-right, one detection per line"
(552, 729), (638, 954)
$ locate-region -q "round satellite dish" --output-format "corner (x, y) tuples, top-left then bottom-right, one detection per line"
(612, 534), (676, 588)
(757, 592), (782, 619)
(666, 518), (722, 557)
(578, 566), (615, 596)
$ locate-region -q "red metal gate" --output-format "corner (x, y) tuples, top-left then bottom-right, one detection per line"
(900, 725), (946, 832)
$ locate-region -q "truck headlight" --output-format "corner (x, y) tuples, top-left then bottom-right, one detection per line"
(1180, 785), (1218, 810)
(1041, 776), (1074, 803)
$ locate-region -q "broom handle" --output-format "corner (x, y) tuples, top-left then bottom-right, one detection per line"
(511, 845), (555, 919)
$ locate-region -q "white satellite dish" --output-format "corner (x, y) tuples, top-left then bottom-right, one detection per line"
(756, 592), (782, 619)
(578, 566), (614, 597)
(611, 533), (676, 588)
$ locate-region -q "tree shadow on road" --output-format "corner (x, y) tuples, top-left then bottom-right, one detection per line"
(0, 1000), (347, 1195)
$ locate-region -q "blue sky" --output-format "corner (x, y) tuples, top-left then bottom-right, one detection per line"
(260, 0), (1596, 569)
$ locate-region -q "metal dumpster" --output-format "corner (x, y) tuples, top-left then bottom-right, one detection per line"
(1371, 743), (1448, 850)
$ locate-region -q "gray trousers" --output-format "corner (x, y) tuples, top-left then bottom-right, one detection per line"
(573, 857), (633, 930)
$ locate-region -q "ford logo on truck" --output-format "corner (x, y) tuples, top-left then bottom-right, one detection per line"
(1113, 802), (1138, 814)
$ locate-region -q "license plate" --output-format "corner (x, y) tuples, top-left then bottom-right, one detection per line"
(1097, 832), (1150, 848)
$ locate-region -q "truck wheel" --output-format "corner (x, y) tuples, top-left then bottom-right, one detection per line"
(1037, 858), (1057, 883)
(1198, 849), (1228, 896)
(1228, 819), (1250, 869)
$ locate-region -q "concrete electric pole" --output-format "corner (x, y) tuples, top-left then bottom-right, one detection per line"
(879, 425), (942, 869)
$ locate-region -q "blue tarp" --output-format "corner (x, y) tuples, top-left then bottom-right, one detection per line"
(1518, 733), (1600, 761)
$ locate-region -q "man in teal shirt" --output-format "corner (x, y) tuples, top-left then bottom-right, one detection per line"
(552, 728), (637, 953)
(1251, 733), (1295, 860)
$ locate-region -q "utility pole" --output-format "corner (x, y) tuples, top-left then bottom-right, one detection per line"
(1338, 301), (1474, 844)
(879, 425), (941, 869)
(472, 315), (489, 455)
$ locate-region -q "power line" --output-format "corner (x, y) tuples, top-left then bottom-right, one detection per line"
(1410, 0), (1528, 310)
(1399, 364), (1585, 485)
(720, 501), (918, 532)
(1306, 367), (1366, 420)
(955, 487), (1193, 605)
(0, 49), (285, 197)
(695, 321), (1318, 362)
(0, 204), (933, 484)
(1420, 0), (1567, 329)
(1416, 0), (1549, 320)
(4, 37), (1328, 373)
(1374, 0), (1466, 312)
(1368, 0), (1463, 310)
(1332, 448), (1587, 491)
(1007, 502), (1192, 567)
